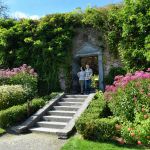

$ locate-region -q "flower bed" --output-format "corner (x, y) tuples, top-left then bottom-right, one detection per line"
(105, 68), (150, 145)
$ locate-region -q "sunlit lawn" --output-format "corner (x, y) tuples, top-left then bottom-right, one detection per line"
(61, 135), (149, 150)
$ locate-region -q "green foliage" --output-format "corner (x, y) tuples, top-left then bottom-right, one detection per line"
(0, 98), (45, 128)
(118, 0), (150, 71)
(108, 79), (150, 122)
(0, 16), (74, 94)
(76, 91), (117, 141)
(0, 85), (31, 111)
(105, 67), (126, 85)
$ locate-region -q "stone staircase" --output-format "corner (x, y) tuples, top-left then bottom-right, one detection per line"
(29, 94), (88, 135)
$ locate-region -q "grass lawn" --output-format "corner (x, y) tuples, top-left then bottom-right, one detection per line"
(0, 128), (6, 136)
(61, 135), (149, 150)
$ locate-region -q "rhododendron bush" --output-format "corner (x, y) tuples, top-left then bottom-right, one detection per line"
(104, 68), (150, 145)
(0, 64), (38, 96)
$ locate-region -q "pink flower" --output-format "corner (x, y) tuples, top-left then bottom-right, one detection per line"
(147, 68), (150, 72)
(29, 69), (34, 74)
(22, 64), (27, 68)
(0, 64), (38, 78)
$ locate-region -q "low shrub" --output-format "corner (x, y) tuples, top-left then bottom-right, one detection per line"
(76, 91), (116, 141)
(77, 117), (118, 141)
(0, 98), (45, 128)
(0, 85), (31, 111)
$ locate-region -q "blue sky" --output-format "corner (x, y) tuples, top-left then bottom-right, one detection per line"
(5, 0), (123, 19)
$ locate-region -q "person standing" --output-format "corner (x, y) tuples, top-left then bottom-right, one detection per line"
(85, 64), (93, 94)
(77, 67), (85, 94)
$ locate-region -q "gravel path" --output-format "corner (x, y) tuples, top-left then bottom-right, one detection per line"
(0, 133), (67, 150)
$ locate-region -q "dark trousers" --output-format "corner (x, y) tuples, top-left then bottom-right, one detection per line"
(85, 79), (91, 94)
(79, 80), (84, 94)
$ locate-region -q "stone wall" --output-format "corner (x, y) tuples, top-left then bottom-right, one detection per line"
(59, 27), (122, 92)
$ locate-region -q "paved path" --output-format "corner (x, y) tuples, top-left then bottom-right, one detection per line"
(0, 133), (67, 150)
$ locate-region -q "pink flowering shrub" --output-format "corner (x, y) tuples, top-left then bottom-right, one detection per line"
(105, 68), (150, 145)
(0, 64), (38, 97)
(105, 68), (150, 94)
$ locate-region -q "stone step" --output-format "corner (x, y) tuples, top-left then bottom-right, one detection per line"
(37, 121), (67, 129)
(43, 115), (72, 122)
(47, 110), (76, 117)
(53, 106), (80, 111)
(61, 98), (85, 102)
(57, 102), (82, 106)
(30, 127), (61, 134)
(65, 95), (88, 98)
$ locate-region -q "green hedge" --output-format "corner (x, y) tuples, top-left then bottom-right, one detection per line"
(75, 91), (117, 141)
(77, 117), (118, 141)
(0, 85), (31, 111)
(0, 98), (45, 128)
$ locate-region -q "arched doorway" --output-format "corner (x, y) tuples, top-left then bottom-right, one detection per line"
(72, 42), (104, 93)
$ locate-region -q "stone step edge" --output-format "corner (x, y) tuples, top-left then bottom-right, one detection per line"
(29, 127), (62, 133)
(37, 121), (67, 125)
(48, 110), (76, 113)
(43, 115), (72, 119)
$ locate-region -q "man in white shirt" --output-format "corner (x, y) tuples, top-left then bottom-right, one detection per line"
(85, 64), (93, 94)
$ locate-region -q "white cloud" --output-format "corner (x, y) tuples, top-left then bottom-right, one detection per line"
(11, 11), (40, 20)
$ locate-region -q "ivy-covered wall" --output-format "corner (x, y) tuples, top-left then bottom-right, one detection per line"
(0, 0), (149, 94)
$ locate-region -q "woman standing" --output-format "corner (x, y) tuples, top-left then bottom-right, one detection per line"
(77, 67), (85, 94)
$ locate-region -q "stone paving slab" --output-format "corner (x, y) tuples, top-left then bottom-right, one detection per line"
(0, 133), (67, 150)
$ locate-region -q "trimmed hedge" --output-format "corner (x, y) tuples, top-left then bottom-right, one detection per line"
(75, 91), (117, 141)
(77, 117), (118, 141)
(0, 98), (45, 128)
(0, 85), (31, 111)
